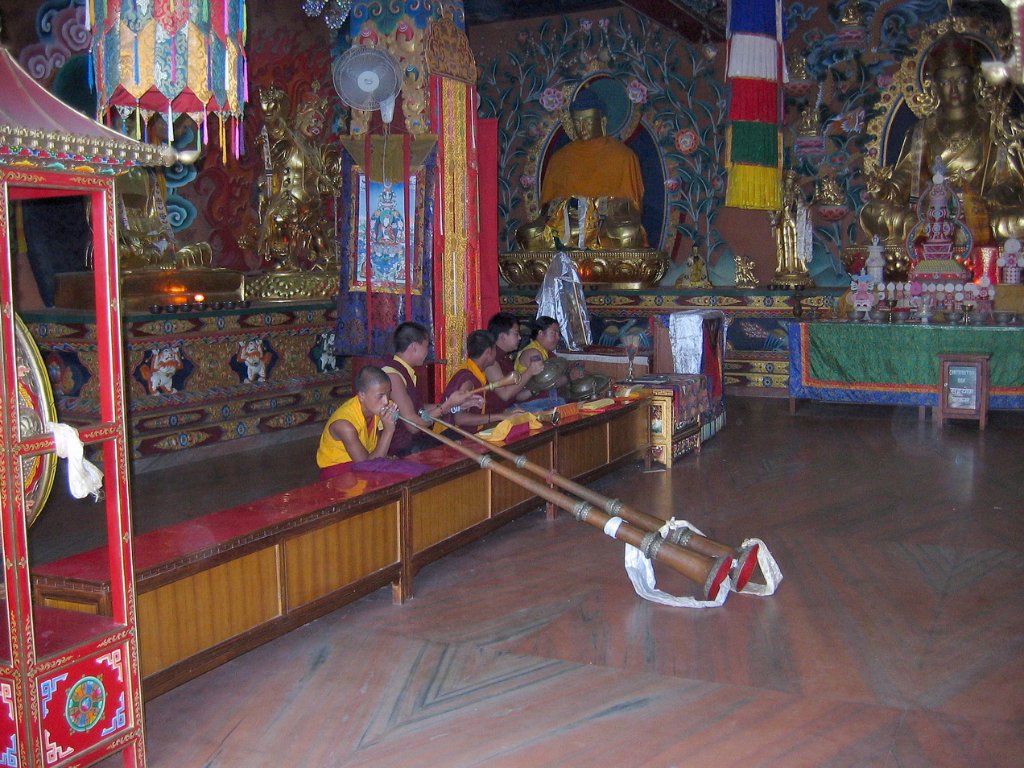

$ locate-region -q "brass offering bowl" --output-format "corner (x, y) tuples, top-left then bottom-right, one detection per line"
(568, 373), (612, 401)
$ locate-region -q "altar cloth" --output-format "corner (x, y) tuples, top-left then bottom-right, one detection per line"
(788, 321), (1024, 408)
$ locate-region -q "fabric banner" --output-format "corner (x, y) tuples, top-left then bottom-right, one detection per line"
(728, 78), (780, 123)
(478, 118), (501, 323)
(725, 0), (784, 210)
(351, 175), (422, 295)
(336, 154), (434, 358)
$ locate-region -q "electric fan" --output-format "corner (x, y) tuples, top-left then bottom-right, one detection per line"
(332, 46), (402, 123)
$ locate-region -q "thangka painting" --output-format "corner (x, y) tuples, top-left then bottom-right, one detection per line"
(350, 176), (423, 294)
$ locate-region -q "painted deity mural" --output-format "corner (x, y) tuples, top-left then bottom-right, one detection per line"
(11, 0), (1010, 293)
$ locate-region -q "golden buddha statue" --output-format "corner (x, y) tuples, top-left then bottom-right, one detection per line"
(860, 33), (1024, 245)
(516, 90), (646, 251)
(770, 170), (814, 288)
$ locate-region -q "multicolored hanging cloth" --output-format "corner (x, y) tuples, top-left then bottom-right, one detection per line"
(88, 0), (249, 157)
(724, 0), (785, 210)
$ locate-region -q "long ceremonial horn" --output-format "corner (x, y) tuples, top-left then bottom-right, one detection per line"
(461, 371), (519, 397)
(432, 414), (759, 591)
(400, 412), (731, 600)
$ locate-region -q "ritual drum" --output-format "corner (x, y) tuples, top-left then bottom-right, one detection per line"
(14, 314), (58, 526)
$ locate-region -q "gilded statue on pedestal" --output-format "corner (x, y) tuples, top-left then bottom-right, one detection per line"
(770, 171), (814, 289)
(515, 90), (646, 251)
(860, 32), (1024, 246)
(240, 83), (342, 274)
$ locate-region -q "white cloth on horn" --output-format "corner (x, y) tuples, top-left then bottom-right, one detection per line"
(48, 422), (103, 501)
(660, 518), (783, 597)
(624, 543), (730, 608)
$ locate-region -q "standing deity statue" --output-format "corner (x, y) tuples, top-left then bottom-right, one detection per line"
(240, 83), (342, 272)
(860, 33), (1024, 245)
(516, 90), (646, 251)
(770, 171), (814, 288)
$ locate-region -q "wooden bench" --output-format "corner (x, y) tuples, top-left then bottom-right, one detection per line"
(33, 400), (650, 699)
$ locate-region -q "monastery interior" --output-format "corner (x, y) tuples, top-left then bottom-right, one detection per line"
(0, 0), (1022, 766)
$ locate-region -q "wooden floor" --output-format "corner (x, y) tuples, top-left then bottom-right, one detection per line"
(77, 397), (1022, 767)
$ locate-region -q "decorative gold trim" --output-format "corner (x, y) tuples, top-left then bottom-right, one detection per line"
(245, 271), (339, 302)
(499, 249), (669, 288)
(0, 125), (173, 171)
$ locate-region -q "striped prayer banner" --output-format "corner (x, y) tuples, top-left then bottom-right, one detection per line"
(725, 0), (785, 210)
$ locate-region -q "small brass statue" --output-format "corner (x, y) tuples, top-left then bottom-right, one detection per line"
(516, 90), (646, 251)
(676, 244), (712, 288)
(734, 254), (759, 288)
(815, 173), (845, 207)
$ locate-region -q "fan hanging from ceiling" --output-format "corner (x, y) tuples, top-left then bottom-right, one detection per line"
(332, 46), (402, 123)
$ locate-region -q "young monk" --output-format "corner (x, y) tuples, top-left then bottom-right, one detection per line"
(382, 321), (481, 456)
(316, 365), (399, 479)
(441, 330), (522, 432)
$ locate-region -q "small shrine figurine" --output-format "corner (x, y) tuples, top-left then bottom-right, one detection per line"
(998, 238), (1022, 283)
(976, 276), (996, 315)
(734, 254), (758, 288)
(841, 0), (864, 27)
(788, 52), (809, 82)
(680, 244), (712, 288)
(865, 235), (886, 284)
(850, 272), (875, 311)
(815, 173), (845, 207)
(796, 106), (819, 137)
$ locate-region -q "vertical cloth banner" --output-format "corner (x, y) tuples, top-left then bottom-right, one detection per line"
(724, 0), (785, 210)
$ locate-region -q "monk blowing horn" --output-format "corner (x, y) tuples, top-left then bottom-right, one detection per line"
(431, 414), (759, 592)
(461, 371), (520, 397)
(402, 411), (731, 600)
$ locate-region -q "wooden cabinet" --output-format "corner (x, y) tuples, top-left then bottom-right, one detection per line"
(1, 170), (147, 766)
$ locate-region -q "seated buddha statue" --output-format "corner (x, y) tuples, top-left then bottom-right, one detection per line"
(516, 90), (646, 251)
(860, 33), (1024, 245)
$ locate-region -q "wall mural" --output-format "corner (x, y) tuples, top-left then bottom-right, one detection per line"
(13, 0), (1004, 290)
(476, 10), (731, 266)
